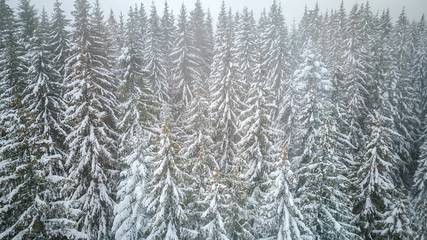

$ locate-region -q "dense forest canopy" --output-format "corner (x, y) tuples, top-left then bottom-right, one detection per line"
(0, 0), (426, 239)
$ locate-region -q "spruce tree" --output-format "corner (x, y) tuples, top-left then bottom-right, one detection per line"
(145, 3), (168, 103)
(414, 132), (427, 239)
(63, 0), (118, 238)
(189, 0), (211, 83)
(49, 0), (70, 77)
(170, 5), (202, 113)
(354, 112), (413, 239)
(233, 7), (256, 94)
(112, 6), (160, 239)
(262, 145), (311, 240)
(177, 6), (215, 233)
(392, 9), (419, 187)
(144, 123), (193, 240)
(236, 70), (276, 238)
(262, 0), (291, 103)
(160, 1), (176, 103)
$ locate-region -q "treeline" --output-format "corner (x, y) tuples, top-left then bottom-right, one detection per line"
(0, 0), (426, 239)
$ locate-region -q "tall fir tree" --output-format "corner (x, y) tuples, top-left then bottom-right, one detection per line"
(145, 3), (168, 104)
(236, 49), (277, 237)
(160, 1), (176, 104)
(63, 0), (118, 238)
(112, 6), (160, 239)
(144, 123), (193, 240)
(262, 145), (312, 240)
(391, 9), (419, 188)
(49, 0), (70, 78)
(189, 0), (211, 83)
(170, 4), (202, 116)
(262, 0), (292, 108)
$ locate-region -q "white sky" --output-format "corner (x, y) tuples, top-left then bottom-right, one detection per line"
(8, 0), (427, 26)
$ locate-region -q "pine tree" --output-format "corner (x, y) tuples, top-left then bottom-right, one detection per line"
(261, 145), (311, 240)
(49, 0), (70, 77)
(233, 7), (256, 94)
(180, 75), (216, 239)
(25, 8), (67, 159)
(354, 112), (413, 239)
(292, 43), (331, 169)
(262, 0), (291, 103)
(177, 5), (215, 233)
(145, 3), (168, 103)
(17, 0), (37, 49)
(63, 0), (118, 238)
(338, 3), (373, 164)
(170, 5), (202, 113)
(414, 132), (427, 239)
(189, 0), (211, 83)
(112, 6), (160, 239)
(209, 2), (242, 173)
(160, 1), (176, 103)
(392, 9), (419, 187)
(199, 169), (229, 240)
(298, 120), (361, 240)
(0, 0), (14, 50)
(208, 5), (252, 239)
(0, 95), (74, 239)
(413, 16), (427, 234)
(236, 43), (277, 238)
(144, 123), (193, 240)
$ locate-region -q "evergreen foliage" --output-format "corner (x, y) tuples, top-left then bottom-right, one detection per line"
(0, 1), (425, 239)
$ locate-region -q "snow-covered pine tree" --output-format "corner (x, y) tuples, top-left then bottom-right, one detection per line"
(412, 17), (427, 237)
(180, 71), (216, 239)
(326, 1), (347, 69)
(116, 13), (125, 52)
(24, 8), (67, 161)
(412, 15), (427, 126)
(233, 7), (256, 96)
(208, 4), (252, 239)
(261, 145), (311, 240)
(112, 6), (160, 239)
(291, 42), (329, 169)
(209, 2), (242, 173)
(106, 10), (121, 59)
(0, 0), (20, 117)
(170, 4), (202, 117)
(160, 1), (176, 103)
(204, 9), (214, 71)
(49, 0), (70, 78)
(62, 0), (118, 238)
(0, 93), (80, 239)
(262, 0), (291, 105)
(337, 3), (373, 165)
(176, 6), (215, 234)
(236, 41), (276, 238)
(0, 0), (13, 48)
(145, 3), (168, 104)
(414, 129), (427, 239)
(391, 9), (419, 188)
(290, 43), (359, 239)
(298, 120), (361, 240)
(189, 0), (212, 83)
(16, 0), (37, 49)
(199, 169), (229, 240)
(16, 0), (38, 89)
(354, 111), (413, 240)
(0, 8), (82, 238)
(144, 122), (194, 240)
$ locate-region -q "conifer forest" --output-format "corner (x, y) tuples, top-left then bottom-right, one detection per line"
(1, 0), (427, 239)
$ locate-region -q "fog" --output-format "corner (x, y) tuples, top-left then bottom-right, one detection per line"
(8, 0), (427, 24)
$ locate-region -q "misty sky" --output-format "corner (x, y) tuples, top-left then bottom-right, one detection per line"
(8, 0), (427, 26)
